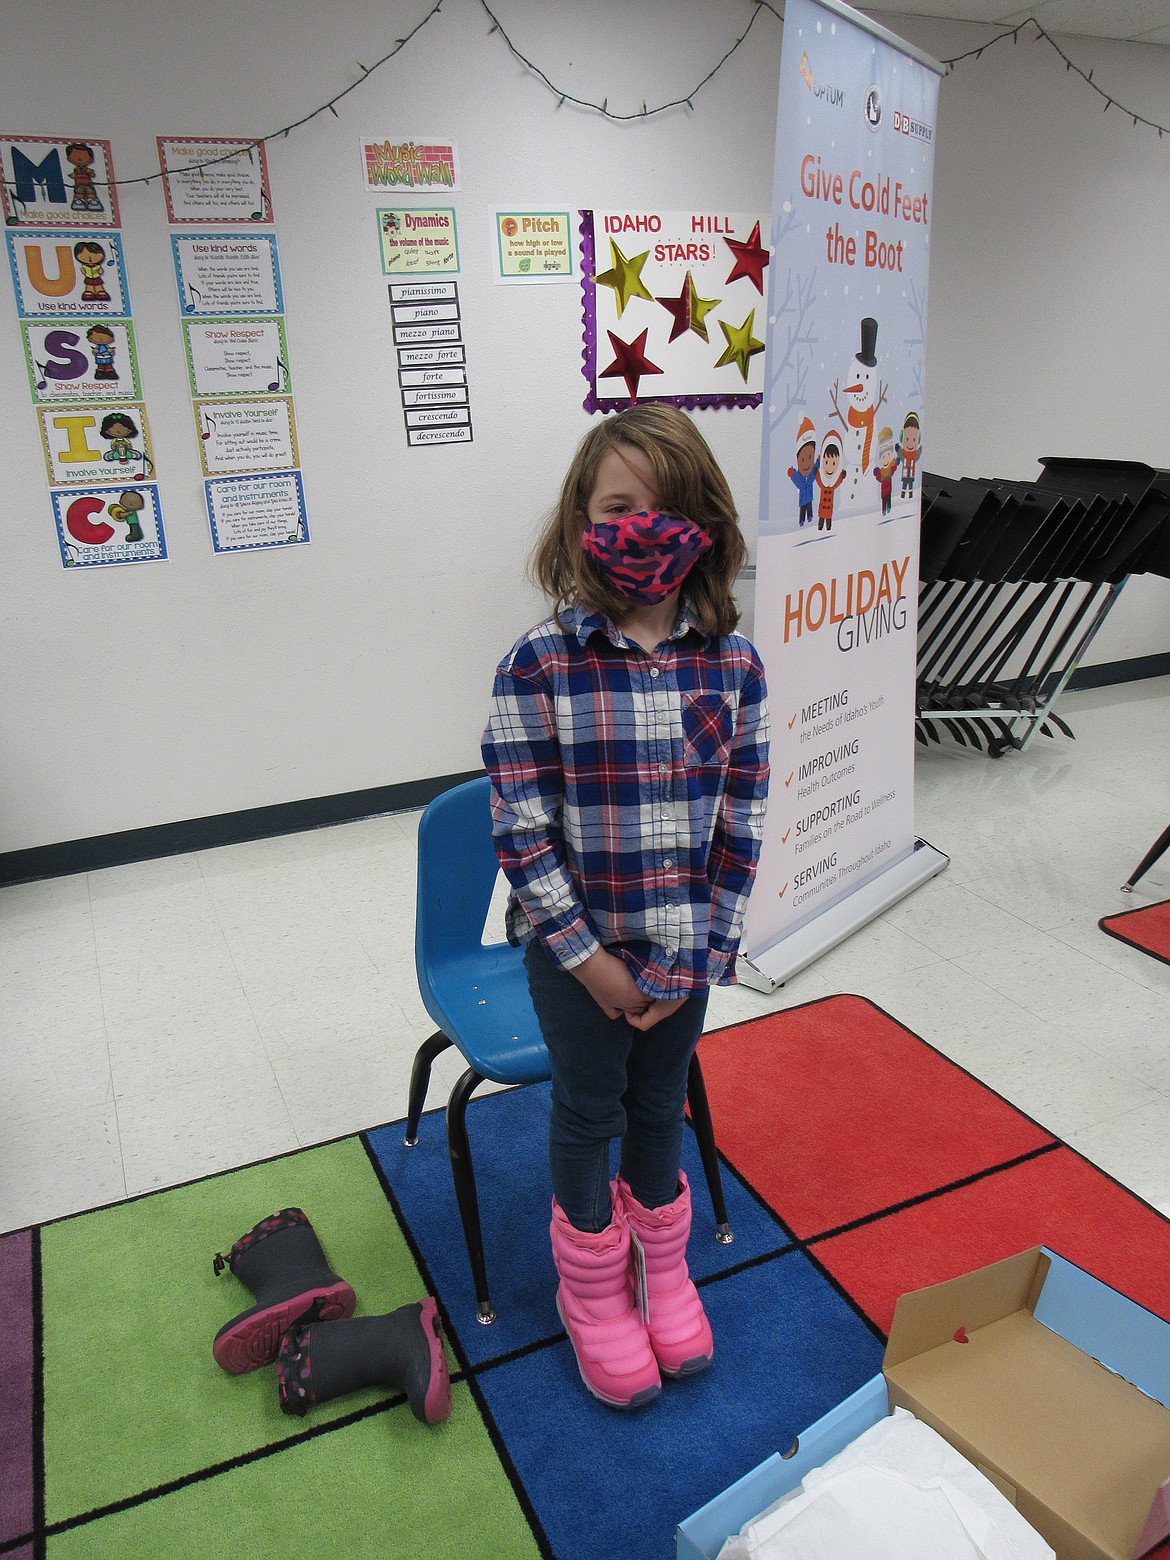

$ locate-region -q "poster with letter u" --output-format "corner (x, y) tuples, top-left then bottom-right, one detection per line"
(741, 0), (947, 987)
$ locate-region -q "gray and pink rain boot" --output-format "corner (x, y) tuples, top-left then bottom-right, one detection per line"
(616, 1171), (713, 1378)
(212, 1208), (356, 1374)
(277, 1299), (452, 1425)
(549, 1191), (661, 1409)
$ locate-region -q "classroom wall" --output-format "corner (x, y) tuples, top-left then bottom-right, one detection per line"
(2, 0), (1166, 854)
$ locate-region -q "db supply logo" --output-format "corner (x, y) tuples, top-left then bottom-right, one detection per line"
(892, 109), (934, 143)
(864, 85), (882, 130)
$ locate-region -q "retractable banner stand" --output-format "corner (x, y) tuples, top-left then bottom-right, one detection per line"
(741, 0), (948, 990)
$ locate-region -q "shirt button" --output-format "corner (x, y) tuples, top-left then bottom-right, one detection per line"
(658, 763), (668, 774)
(663, 858), (673, 869)
(650, 667), (661, 678)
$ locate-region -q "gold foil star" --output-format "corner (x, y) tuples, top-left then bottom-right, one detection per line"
(686, 275), (721, 342)
(593, 240), (653, 317)
(714, 308), (765, 383)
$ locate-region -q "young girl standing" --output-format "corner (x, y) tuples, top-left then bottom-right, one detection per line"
(482, 404), (770, 1409)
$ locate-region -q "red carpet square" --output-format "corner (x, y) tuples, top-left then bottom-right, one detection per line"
(1101, 897), (1170, 967)
(814, 1145), (1170, 1333)
(697, 995), (1055, 1239)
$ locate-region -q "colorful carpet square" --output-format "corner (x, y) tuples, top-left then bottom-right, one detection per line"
(814, 1145), (1170, 1333)
(365, 1078), (802, 1367)
(4, 995), (1168, 1559)
(694, 994), (1056, 1238)
(0, 1229), (34, 1550)
(475, 1251), (884, 1560)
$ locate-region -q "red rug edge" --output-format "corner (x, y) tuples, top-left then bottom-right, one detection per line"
(1100, 898), (1170, 968)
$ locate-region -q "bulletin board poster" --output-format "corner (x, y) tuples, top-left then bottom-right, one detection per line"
(7, 228), (130, 317)
(492, 210), (574, 283)
(0, 135), (120, 228)
(51, 482), (167, 568)
(38, 402), (154, 487)
(741, 0), (943, 971)
(22, 318), (140, 402)
(361, 139), (458, 192)
(183, 316), (290, 396)
(171, 232), (283, 315)
(194, 396), (299, 476)
(205, 469), (308, 552)
(377, 208), (458, 275)
(580, 209), (768, 412)
(157, 137), (273, 224)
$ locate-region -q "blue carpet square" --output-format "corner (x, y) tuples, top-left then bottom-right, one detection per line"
(475, 1248), (885, 1560)
(365, 1081), (793, 1368)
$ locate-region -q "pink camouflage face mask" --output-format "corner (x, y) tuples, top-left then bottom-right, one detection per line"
(580, 510), (714, 605)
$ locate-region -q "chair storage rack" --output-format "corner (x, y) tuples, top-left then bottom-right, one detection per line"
(915, 458), (1170, 758)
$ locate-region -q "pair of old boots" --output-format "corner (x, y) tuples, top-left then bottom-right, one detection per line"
(212, 1208), (451, 1426)
(551, 1170), (712, 1410)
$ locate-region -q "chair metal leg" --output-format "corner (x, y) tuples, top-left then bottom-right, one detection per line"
(403, 1031), (454, 1145)
(686, 1054), (733, 1244)
(1121, 822), (1170, 892)
(447, 1066), (496, 1324)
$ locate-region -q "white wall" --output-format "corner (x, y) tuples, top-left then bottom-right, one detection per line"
(1, 1), (1166, 853)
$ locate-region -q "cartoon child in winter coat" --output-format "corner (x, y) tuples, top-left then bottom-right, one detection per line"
(897, 412), (921, 499)
(872, 425), (897, 516)
(787, 415), (818, 527)
(815, 430), (845, 531)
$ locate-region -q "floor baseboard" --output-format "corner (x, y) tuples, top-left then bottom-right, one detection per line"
(0, 770), (483, 887)
(1066, 651), (1170, 690)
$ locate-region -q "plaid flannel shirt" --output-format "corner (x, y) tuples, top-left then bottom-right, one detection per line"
(481, 601), (770, 998)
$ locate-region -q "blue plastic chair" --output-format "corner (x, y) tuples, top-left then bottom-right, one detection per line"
(404, 775), (732, 1324)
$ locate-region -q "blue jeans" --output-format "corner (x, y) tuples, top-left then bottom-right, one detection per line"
(524, 939), (709, 1233)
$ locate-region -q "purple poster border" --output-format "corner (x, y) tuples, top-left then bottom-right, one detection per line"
(578, 209), (762, 417)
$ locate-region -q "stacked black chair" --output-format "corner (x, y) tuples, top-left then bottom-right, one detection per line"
(916, 459), (1170, 756)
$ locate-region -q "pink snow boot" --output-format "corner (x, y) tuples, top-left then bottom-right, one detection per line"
(616, 1171), (713, 1377)
(550, 1193), (661, 1409)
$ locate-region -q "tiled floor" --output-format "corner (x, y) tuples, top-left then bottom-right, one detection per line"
(2, 677), (1168, 1235)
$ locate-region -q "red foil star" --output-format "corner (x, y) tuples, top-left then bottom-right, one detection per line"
(724, 220), (770, 294)
(655, 272), (720, 344)
(599, 328), (664, 401)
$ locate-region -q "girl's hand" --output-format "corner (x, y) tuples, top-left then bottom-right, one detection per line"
(571, 947), (650, 1021)
(626, 996), (689, 1031)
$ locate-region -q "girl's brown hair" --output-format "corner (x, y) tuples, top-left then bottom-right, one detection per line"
(531, 404), (748, 637)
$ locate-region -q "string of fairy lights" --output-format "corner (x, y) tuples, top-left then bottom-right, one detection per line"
(18, 0), (1170, 196)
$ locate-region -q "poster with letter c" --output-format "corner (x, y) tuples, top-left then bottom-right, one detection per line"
(742, 0), (944, 979)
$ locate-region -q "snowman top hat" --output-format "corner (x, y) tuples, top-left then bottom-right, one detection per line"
(856, 316), (878, 368)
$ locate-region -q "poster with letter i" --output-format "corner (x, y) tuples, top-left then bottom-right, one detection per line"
(740, 0), (948, 989)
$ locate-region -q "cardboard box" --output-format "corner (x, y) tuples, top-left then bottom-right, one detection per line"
(677, 1247), (1170, 1560)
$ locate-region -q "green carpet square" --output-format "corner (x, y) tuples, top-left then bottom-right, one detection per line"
(47, 1386), (542, 1560)
(41, 1136), (438, 1524)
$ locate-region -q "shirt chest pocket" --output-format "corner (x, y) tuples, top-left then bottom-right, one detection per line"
(682, 693), (734, 770)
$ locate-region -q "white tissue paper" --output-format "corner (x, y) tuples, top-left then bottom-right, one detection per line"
(716, 1408), (1054, 1560)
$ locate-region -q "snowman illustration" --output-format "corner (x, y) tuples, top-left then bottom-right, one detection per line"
(829, 316), (887, 512)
